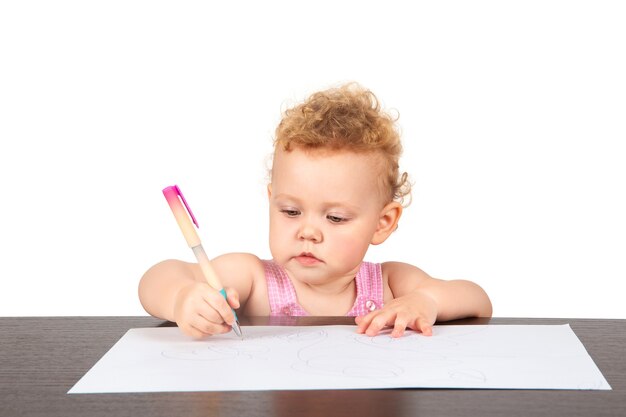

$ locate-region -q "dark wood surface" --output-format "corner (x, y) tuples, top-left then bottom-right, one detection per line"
(1, 316), (624, 417)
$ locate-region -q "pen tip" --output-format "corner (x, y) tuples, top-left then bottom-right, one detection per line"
(233, 321), (243, 339)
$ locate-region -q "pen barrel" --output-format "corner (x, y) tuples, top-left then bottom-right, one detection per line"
(163, 187), (201, 247)
(192, 245), (223, 290)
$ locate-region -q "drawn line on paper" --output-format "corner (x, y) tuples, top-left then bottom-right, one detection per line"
(289, 330), (404, 380)
(162, 343), (270, 361)
(159, 328), (492, 383)
(160, 329), (327, 361)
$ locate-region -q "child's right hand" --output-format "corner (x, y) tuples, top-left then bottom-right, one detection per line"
(172, 282), (240, 339)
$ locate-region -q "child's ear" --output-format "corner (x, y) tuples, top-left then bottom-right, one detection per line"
(371, 202), (403, 245)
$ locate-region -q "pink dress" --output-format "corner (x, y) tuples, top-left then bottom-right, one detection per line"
(263, 260), (384, 316)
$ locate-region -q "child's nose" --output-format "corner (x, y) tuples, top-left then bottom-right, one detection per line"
(297, 221), (322, 243)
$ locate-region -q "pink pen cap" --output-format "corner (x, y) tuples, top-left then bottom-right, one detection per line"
(162, 185), (201, 248)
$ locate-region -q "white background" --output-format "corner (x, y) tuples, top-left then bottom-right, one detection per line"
(1, 1), (624, 318)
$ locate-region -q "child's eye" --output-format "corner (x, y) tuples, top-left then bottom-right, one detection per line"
(327, 215), (346, 223)
(280, 209), (301, 217)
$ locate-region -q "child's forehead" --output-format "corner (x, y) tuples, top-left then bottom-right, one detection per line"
(271, 147), (388, 204)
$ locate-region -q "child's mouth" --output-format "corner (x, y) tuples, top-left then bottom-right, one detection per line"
(294, 252), (322, 266)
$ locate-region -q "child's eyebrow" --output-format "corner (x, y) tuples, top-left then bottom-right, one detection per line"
(273, 193), (360, 211)
(271, 193), (301, 203)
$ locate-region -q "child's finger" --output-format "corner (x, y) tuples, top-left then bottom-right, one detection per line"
(224, 287), (241, 309)
(363, 311), (394, 336)
(191, 315), (230, 337)
(202, 289), (236, 325)
(182, 324), (206, 340)
(179, 316), (227, 339)
(178, 322), (201, 339)
(196, 296), (225, 323)
(355, 312), (376, 333)
(391, 314), (409, 338)
(415, 317), (433, 337)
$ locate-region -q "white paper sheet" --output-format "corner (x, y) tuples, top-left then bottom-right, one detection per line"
(68, 324), (611, 393)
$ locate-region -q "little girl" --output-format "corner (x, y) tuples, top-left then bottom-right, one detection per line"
(139, 83), (492, 339)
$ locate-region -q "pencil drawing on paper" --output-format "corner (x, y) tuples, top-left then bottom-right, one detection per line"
(67, 325), (612, 393)
(160, 327), (491, 383)
(162, 343), (271, 361)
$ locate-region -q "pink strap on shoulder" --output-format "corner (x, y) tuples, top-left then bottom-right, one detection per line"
(263, 260), (307, 316)
(348, 262), (384, 316)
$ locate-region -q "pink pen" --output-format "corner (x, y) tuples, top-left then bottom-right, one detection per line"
(162, 185), (243, 338)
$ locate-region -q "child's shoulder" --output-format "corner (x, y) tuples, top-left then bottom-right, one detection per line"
(211, 252), (266, 275)
(379, 261), (436, 300)
(380, 261), (432, 282)
(211, 253), (271, 315)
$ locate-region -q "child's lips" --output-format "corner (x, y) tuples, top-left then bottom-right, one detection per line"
(294, 252), (322, 266)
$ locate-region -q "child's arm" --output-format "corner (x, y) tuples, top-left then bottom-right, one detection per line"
(138, 253), (259, 339)
(355, 262), (492, 338)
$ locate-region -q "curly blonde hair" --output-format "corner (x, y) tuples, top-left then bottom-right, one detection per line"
(273, 83), (411, 206)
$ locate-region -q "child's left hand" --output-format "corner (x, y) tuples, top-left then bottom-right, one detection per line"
(355, 289), (438, 338)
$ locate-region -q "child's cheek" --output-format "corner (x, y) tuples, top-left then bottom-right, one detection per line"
(331, 232), (370, 266)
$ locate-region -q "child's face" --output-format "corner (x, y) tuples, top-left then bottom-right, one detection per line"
(268, 147), (391, 285)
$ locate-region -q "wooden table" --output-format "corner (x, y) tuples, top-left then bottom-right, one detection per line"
(1, 316), (624, 417)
